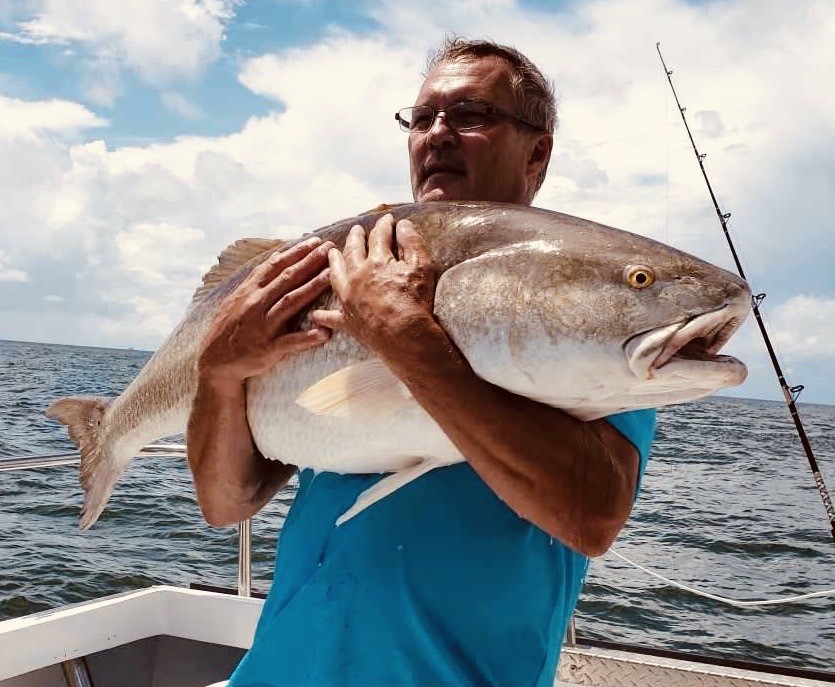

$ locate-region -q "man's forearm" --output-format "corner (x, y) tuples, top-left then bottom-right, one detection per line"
(185, 237), (331, 527)
(383, 321), (638, 556)
(187, 375), (294, 527)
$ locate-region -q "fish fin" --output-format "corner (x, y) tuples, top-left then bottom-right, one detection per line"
(336, 460), (440, 526)
(192, 238), (284, 303)
(357, 202), (408, 215)
(45, 396), (123, 530)
(295, 359), (413, 420)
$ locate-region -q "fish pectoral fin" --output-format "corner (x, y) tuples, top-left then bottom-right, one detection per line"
(295, 359), (413, 420)
(192, 237), (285, 303)
(336, 460), (441, 526)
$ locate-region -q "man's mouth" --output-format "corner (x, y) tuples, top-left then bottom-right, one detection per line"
(422, 163), (466, 183)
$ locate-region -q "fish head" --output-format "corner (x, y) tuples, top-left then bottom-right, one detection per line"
(434, 214), (751, 419)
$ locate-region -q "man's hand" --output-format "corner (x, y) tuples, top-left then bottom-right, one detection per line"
(310, 214), (437, 361)
(198, 236), (335, 385)
(188, 236), (335, 527)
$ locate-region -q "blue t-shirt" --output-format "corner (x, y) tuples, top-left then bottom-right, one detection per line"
(228, 409), (656, 687)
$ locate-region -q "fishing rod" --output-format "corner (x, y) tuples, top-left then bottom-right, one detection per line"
(656, 42), (835, 546)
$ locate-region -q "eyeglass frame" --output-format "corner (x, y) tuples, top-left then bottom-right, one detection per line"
(394, 100), (544, 134)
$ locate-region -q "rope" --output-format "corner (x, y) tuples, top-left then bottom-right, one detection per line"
(608, 548), (835, 608)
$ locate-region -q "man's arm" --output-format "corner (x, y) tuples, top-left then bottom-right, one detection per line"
(312, 216), (639, 556)
(188, 237), (334, 527)
(374, 323), (638, 557)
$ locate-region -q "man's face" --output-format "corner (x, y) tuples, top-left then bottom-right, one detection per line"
(408, 56), (549, 204)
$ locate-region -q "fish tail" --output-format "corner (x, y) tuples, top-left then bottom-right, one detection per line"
(45, 396), (120, 530)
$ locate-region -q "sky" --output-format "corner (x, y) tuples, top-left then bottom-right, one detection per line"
(0, 0), (832, 404)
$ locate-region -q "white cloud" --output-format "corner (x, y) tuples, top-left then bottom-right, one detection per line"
(3, 0), (239, 103)
(0, 29), (58, 45)
(160, 91), (203, 120)
(0, 95), (107, 141)
(44, 294), (65, 303)
(80, 54), (124, 108)
(0, 39), (416, 348)
(237, 32), (419, 196)
(115, 222), (206, 288)
(91, 294), (188, 343)
(769, 296), (835, 360)
(695, 111), (727, 139)
(0, 250), (28, 282)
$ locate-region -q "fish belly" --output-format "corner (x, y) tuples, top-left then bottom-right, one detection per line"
(245, 345), (464, 475)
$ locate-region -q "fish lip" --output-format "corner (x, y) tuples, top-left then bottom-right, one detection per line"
(623, 304), (747, 380)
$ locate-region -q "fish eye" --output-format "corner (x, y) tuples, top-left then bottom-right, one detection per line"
(625, 265), (655, 289)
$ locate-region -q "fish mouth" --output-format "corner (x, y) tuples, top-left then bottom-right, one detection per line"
(623, 305), (748, 385)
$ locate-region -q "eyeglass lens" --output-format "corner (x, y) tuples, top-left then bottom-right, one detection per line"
(399, 103), (494, 132)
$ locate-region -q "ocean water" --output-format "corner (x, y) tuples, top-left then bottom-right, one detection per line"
(0, 339), (833, 670)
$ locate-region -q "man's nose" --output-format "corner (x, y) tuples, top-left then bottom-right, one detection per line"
(425, 111), (457, 147)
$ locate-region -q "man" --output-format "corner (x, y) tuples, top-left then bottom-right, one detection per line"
(188, 38), (655, 686)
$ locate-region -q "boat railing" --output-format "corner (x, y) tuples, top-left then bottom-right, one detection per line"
(0, 444), (253, 598)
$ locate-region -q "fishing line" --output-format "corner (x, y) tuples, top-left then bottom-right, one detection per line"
(663, 73), (670, 246)
(609, 548), (835, 608)
(663, 81), (675, 580)
(656, 42), (835, 546)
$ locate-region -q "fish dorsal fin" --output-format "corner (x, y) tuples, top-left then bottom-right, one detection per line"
(358, 202), (408, 215)
(192, 238), (284, 303)
(296, 359), (413, 420)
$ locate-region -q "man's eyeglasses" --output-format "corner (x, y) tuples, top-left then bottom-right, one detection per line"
(395, 101), (542, 133)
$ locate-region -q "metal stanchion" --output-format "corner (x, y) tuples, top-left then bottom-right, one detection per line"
(237, 518), (252, 597)
(565, 616), (577, 646)
(61, 658), (94, 687)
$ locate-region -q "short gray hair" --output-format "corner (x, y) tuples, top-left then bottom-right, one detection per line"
(424, 37), (557, 192)
(424, 36), (557, 134)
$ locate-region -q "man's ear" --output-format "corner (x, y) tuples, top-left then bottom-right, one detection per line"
(526, 133), (553, 179)
(528, 133), (552, 166)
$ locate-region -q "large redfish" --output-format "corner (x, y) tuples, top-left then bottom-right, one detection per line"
(46, 202), (750, 529)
